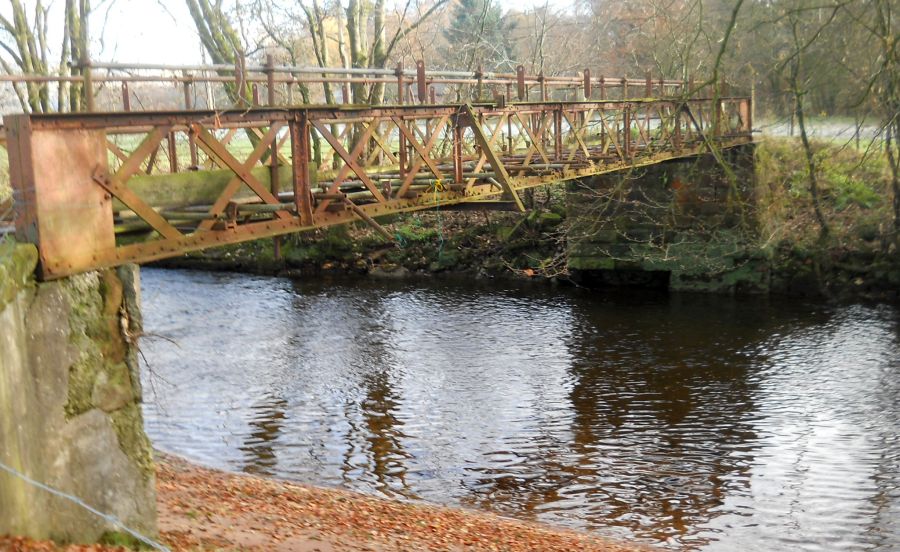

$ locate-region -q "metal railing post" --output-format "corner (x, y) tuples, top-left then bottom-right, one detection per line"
(81, 52), (94, 112)
(417, 60), (427, 104)
(121, 82), (131, 111)
(266, 54), (276, 106)
(395, 62), (404, 104)
(583, 68), (592, 100)
(516, 65), (526, 101)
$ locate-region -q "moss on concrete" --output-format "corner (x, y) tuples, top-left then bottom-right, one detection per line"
(62, 273), (111, 419)
(98, 530), (149, 549)
(566, 148), (764, 293)
(1, 258), (157, 541)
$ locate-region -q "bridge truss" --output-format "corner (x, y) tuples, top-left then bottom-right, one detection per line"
(6, 96), (751, 279)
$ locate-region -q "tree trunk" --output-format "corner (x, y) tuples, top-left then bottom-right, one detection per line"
(184, 0), (251, 106)
(789, 50), (829, 240)
(368, 0), (387, 104)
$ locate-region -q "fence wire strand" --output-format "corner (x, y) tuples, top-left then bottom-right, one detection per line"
(0, 460), (170, 552)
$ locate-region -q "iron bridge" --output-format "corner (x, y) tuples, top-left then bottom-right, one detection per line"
(5, 95), (751, 280)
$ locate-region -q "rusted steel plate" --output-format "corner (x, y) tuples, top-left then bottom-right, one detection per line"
(6, 115), (115, 277)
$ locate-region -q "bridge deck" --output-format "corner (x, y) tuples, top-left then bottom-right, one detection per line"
(5, 97), (751, 279)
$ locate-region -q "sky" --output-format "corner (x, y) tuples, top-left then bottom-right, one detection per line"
(97, 2), (207, 64)
(92, 0), (574, 66)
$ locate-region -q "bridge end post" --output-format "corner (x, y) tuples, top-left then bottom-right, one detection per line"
(6, 115), (115, 280)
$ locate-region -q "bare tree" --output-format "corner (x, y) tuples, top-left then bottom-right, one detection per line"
(0, 0), (91, 113)
(779, 3), (843, 239)
(184, 0), (252, 105)
(846, 0), (900, 244)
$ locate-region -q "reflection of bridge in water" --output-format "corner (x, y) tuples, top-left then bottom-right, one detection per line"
(1, 61), (751, 279)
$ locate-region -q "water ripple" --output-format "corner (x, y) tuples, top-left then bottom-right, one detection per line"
(140, 269), (900, 550)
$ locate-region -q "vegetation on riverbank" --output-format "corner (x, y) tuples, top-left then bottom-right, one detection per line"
(158, 185), (568, 282)
(756, 138), (900, 298)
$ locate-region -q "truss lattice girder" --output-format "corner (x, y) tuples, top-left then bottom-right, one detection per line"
(5, 98), (752, 279)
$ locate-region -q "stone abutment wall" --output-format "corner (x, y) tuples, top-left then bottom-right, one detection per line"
(567, 145), (767, 292)
(0, 241), (156, 543)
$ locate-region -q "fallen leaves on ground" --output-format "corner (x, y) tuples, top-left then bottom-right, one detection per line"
(0, 537), (127, 552)
(156, 453), (649, 551)
(3, 453), (653, 551)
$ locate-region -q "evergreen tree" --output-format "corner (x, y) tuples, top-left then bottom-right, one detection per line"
(443, 0), (514, 72)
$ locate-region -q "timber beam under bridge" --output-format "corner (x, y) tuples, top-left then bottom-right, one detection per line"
(5, 97), (751, 280)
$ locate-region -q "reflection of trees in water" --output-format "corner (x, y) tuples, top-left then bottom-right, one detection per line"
(280, 279), (417, 496)
(459, 294), (820, 546)
(239, 394), (289, 476)
(356, 369), (416, 499)
(866, 428), (900, 548)
(334, 294), (416, 500)
(862, 308), (900, 548)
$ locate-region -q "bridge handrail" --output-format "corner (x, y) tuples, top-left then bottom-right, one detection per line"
(0, 59), (738, 114)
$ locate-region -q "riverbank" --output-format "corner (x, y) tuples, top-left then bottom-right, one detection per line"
(152, 138), (900, 301)
(1, 453), (646, 551)
(154, 197), (565, 282)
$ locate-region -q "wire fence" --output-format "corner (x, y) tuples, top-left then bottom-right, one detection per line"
(0, 460), (169, 551)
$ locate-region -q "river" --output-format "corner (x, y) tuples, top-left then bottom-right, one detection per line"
(140, 268), (900, 551)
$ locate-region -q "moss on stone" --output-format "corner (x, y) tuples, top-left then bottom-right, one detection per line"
(91, 362), (135, 413)
(61, 273), (109, 418)
(109, 403), (154, 482)
(0, 241), (38, 310)
(99, 530), (151, 549)
(567, 257), (616, 271)
(55, 269), (155, 481)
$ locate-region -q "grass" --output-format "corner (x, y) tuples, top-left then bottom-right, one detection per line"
(755, 136), (894, 250)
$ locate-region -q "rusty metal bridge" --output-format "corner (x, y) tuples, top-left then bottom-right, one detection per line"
(1, 61), (752, 280)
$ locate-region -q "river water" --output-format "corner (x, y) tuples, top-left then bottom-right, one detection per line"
(140, 268), (900, 551)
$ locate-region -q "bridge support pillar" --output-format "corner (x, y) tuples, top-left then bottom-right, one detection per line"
(567, 145), (768, 293)
(0, 243), (156, 543)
